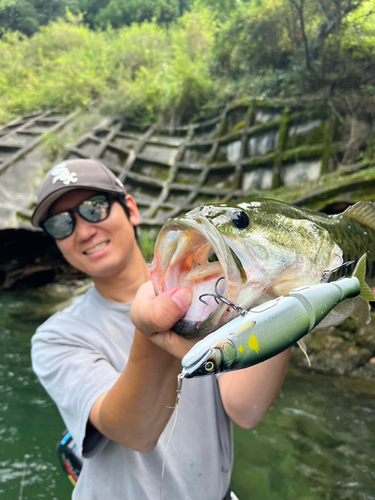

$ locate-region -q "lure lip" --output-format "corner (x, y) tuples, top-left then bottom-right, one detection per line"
(181, 349), (213, 377)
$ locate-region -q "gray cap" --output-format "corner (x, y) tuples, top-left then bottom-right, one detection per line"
(31, 159), (126, 227)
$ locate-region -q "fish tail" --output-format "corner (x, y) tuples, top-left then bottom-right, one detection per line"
(352, 254), (375, 301)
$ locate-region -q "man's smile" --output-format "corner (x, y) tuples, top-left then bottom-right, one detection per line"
(83, 241), (110, 255)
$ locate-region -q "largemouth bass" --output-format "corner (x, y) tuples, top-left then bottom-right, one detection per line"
(150, 199), (375, 338)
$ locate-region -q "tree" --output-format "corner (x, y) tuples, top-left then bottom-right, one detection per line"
(79, 0), (109, 29)
(0, 0), (80, 36)
(90, 0), (180, 28)
(288, 0), (312, 70)
(313, 0), (363, 51)
(0, 0), (39, 35)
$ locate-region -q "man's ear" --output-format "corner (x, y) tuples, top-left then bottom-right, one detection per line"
(125, 195), (141, 227)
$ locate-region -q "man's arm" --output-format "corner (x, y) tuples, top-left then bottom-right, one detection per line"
(103, 281), (289, 450)
(89, 284), (195, 453)
(129, 282), (290, 433)
(218, 348), (291, 429)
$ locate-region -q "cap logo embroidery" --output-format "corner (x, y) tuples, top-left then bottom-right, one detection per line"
(51, 163), (78, 185)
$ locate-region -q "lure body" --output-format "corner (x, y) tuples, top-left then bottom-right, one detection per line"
(181, 276), (361, 378)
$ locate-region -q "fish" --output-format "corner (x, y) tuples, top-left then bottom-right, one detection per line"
(180, 255), (375, 378)
(150, 199), (375, 338)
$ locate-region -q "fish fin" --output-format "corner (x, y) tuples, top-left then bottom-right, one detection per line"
(350, 298), (371, 324)
(341, 202), (375, 232)
(231, 320), (256, 336)
(317, 297), (360, 328)
(352, 254), (375, 301)
(297, 338), (311, 366)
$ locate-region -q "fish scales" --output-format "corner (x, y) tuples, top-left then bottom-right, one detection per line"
(275, 206), (375, 284)
(232, 201), (375, 277)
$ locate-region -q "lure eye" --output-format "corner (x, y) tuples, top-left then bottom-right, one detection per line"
(204, 361), (215, 372)
(231, 210), (249, 229)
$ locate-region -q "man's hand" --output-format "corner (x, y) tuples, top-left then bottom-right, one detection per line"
(131, 281), (201, 359)
(92, 282), (195, 451)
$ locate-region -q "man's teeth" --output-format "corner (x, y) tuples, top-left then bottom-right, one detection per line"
(84, 241), (109, 255)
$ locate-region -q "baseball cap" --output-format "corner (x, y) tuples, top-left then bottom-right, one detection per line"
(31, 159), (126, 228)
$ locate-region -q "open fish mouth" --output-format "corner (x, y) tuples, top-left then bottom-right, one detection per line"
(150, 214), (249, 337)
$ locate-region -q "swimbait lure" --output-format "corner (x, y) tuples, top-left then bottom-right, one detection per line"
(181, 255), (374, 378)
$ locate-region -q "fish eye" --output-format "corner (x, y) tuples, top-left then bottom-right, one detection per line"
(204, 361), (215, 372)
(231, 210), (249, 229)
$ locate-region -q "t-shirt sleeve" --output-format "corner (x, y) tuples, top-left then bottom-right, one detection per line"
(31, 326), (121, 458)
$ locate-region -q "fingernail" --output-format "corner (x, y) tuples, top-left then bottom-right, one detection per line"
(171, 288), (191, 310)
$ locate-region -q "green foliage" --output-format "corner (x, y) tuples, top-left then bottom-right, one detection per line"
(41, 109), (103, 162)
(93, 0), (180, 28)
(344, 0), (375, 57)
(213, 0), (293, 78)
(80, 0), (191, 29)
(0, 0), (80, 36)
(0, 0), (192, 36)
(0, 0), (374, 125)
(102, 8), (218, 124)
(138, 228), (158, 263)
(210, 0), (375, 99)
(195, 0), (248, 20)
(0, 15), (115, 121)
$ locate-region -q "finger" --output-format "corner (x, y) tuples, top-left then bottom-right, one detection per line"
(149, 329), (203, 360)
(131, 282), (192, 336)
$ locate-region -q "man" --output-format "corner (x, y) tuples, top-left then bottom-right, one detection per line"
(31, 159), (290, 500)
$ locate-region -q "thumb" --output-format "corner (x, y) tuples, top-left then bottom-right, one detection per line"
(131, 282), (192, 336)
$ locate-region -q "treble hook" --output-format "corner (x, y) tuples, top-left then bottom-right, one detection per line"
(199, 277), (247, 316)
(319, 260), (355, 284)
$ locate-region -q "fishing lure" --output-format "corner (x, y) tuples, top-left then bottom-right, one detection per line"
(181, 254), (374, 379)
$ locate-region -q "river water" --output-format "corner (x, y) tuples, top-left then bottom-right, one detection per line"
(0, 290), (374, 500)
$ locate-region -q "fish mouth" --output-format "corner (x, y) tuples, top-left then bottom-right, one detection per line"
(150, 214), (248, 337)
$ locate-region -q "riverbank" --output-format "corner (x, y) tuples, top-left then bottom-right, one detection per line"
(291, 316), (375, 380)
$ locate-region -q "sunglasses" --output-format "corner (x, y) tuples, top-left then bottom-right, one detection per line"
(42, 194), (111, 240)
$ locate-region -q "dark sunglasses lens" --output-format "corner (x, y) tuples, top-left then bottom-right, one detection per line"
(44, 212), (74, 240)
(78, 195), (110, 223)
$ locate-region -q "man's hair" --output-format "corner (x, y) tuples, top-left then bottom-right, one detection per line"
(116, 195), (139, 243)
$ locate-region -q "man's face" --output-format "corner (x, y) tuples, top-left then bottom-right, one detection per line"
(50, 189), (140, 278)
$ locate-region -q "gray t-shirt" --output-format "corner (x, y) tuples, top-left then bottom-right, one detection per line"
(31, 287), (233, 500)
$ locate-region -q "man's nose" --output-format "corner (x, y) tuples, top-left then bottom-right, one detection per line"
(74, 214), (97, 240)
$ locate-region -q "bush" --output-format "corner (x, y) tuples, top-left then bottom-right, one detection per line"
(102, 7), (217, 125)
(212, 0), (293, 79)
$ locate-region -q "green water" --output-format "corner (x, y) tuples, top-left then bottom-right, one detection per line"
(0, 291), (374, 500)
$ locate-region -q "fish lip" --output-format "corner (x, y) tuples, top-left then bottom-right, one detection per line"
(173, 305), (227, 337)
(150, 214), (245, 336)
(151, 214), (241, 290)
